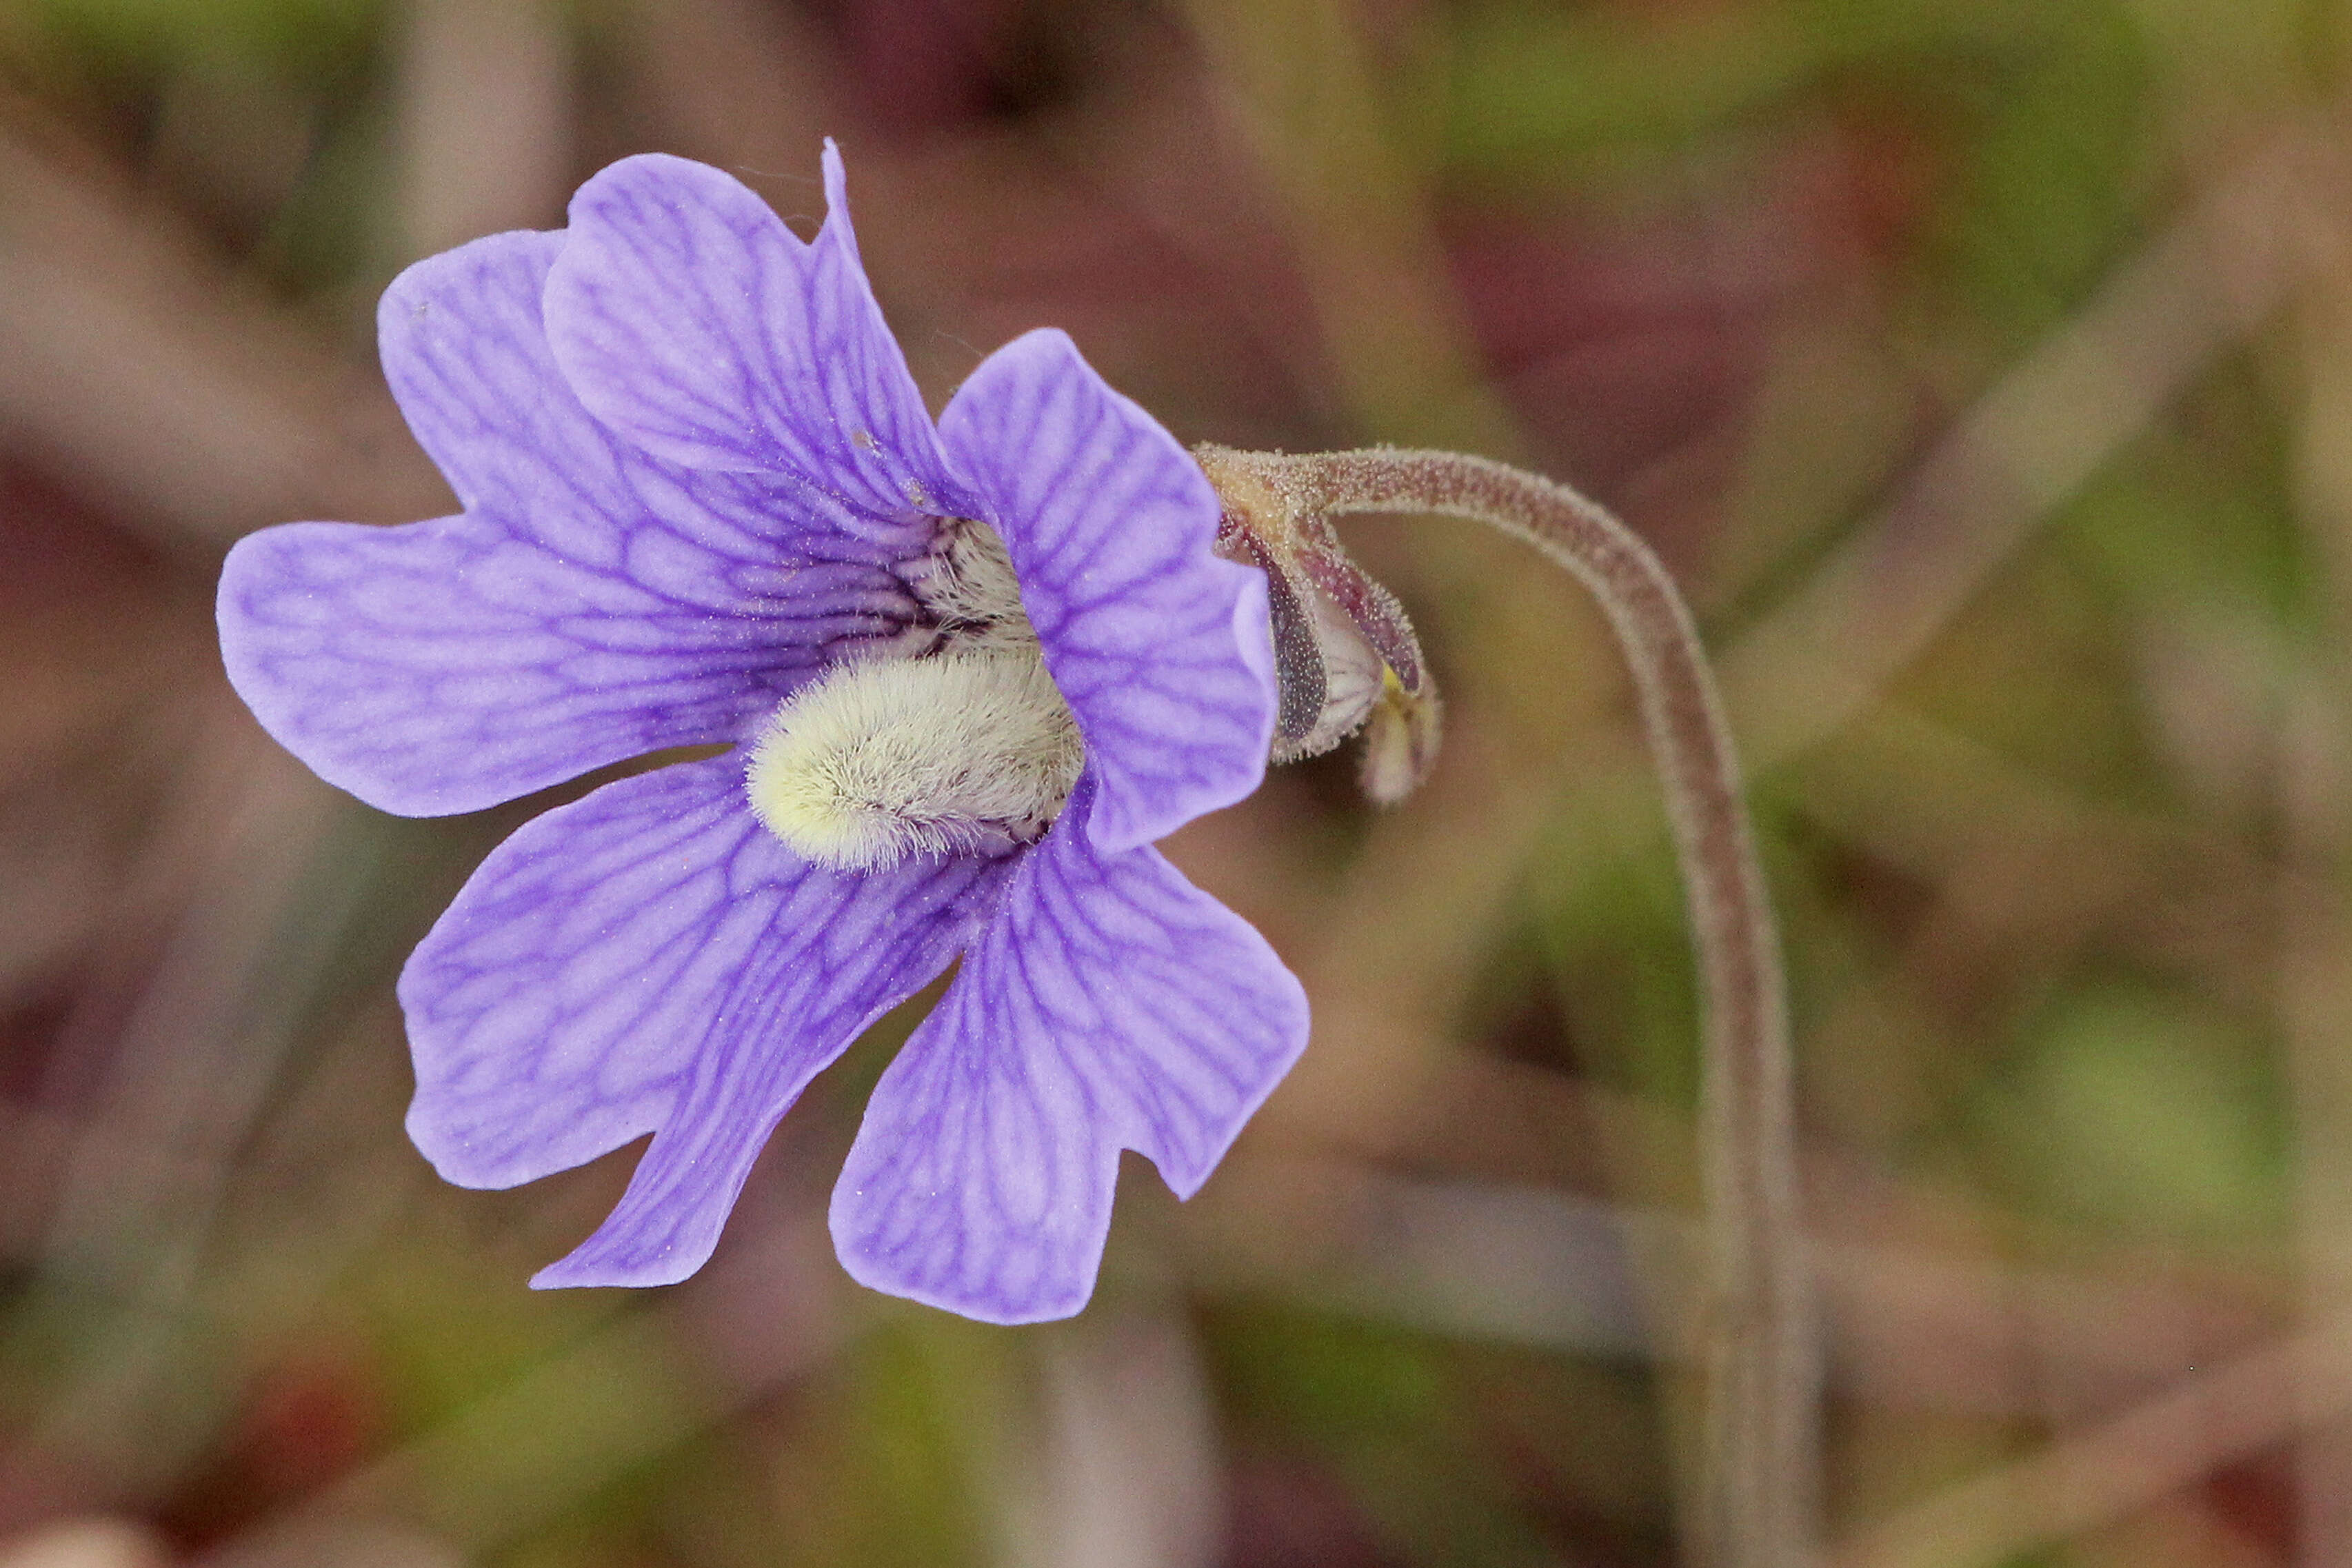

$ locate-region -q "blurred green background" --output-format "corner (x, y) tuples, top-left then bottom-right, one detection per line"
(1, 0), (2346, 1563)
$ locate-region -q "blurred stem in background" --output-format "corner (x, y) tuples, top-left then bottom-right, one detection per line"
(2284, 203), (2352, 1568)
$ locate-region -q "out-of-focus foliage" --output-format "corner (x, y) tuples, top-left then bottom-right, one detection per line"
(0, 0), (2345, 1563)
(20, 0), (379, 71)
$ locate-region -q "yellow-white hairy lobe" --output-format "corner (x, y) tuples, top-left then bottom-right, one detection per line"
(906, 517), (1032, 652)
(745, 646), (1085, 871)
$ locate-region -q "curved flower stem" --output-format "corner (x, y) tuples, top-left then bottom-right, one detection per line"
(1247, 447), (1813, 1568)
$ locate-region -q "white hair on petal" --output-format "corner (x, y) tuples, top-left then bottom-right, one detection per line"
(745, 646), (1085, 870)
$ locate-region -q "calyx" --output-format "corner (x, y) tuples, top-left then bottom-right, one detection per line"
(1194, 444), (1441, 803)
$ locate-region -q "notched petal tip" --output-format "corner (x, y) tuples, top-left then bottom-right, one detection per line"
(832, 1223), (1098, 1325)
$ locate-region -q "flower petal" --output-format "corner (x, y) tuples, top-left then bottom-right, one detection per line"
(829, 778), (1309, 1322)
(399, 756), (1005, 1287)
(936, 330), (1276, 854)
(399, 758), (756, 1189)
(220, 228), (927, 816)
(543, 147), (969, 527)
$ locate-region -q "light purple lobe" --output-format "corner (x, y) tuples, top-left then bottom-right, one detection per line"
(399, 755), (1004, 1287)
(543, 147), (972, 528)
(219, 229), (925, 816)
(829, 778), (1309, 1323)
(937, 330), (1276, 854)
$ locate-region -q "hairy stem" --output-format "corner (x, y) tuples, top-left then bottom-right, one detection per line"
(1244, 446), (1813, 1568)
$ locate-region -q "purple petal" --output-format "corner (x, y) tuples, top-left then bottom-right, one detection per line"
(399, 755), (1005, 1287)
(399, 759), (755, 1189)
(543, 147), (971, 528)
(936, 330), (1276, 854)
(221, 228), (927, 816)
(829, 778), (1309, 1323)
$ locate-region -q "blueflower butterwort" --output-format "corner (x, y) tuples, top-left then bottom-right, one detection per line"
(217, 144), (1309, 1324)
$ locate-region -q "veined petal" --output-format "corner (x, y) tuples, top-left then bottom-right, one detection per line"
(399, 756), (1005, 1287)
(219, 516), (886, 816)
(221, 228), (925, 817)
(937, 330), (1276, 854)
(829, 778), (1309, 1323)
(399, 758), (761, 1189)
(382, 226), (927, 572)
(544, 147), (969, 528)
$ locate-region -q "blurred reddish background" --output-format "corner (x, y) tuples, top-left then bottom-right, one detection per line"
(1, 1), (2347, 1565)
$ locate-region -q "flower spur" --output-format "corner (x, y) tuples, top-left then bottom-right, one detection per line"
(217, 145), (1308, 1323)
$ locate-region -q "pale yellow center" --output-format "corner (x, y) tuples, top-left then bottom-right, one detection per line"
(745, 519), (1084, 869)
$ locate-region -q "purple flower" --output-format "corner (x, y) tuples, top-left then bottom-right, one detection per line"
(215, 146), (1308, 1323)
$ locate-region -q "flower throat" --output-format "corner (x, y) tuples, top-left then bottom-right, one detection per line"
(744, 520), (1083, 870)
